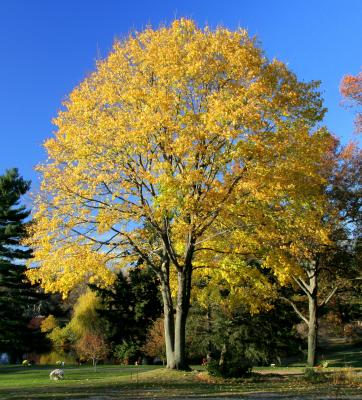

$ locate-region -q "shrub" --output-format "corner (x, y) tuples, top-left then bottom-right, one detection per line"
(207, 359), (252, 378)
(303, 367), (326, 383)
(330, 367), (360, 386)
(114, 341), (139, 365)
(206, 360), (223, 377)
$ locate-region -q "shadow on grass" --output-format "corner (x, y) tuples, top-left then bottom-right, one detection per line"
(284, 342), (362, 368)
(0, 381), (223, 400)
(1, 360), (362, 400)
(1, 382), (361, 400)
(319, 343), (362, 368)
(1, 373), (361, 400)
(0, 365), (51, 374)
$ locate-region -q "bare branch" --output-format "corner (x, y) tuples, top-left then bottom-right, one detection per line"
(294, 277), (312, 296)
(319, 286), (338, 308)
(280, 296), (309, 325)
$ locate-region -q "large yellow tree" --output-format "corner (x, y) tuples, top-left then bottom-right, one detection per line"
(27, 19), (334, 369)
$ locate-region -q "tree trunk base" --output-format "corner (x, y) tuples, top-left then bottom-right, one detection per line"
(165, 361), (190, 371)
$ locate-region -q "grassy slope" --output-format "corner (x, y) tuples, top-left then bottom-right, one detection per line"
(0, 344), (361, 399)
(319, 343), (362, 368)
(0, 364), (361, 400)
(253, 342), (362, 372)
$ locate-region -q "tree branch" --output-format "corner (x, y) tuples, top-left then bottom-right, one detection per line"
(280, 297), (309, 325)
(293, 276), (312, 296)
(319, 286), (338, 308)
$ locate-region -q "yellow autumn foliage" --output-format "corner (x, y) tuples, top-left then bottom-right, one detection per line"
(26, 19), (334, 309)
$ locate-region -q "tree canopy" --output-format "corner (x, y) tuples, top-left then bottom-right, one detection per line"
(26, 19), (335, 369)
(340, 69), (362, 133)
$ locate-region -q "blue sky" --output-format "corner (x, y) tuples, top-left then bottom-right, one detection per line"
(0, 0), (361, 191)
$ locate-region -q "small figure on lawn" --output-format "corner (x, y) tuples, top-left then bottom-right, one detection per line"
(49, 369), (64, 380)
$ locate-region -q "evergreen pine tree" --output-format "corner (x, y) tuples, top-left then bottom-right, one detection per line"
(90, 266), (162, 347)
(0, 168), (37, 359)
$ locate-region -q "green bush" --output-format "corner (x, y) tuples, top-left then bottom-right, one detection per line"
(113, 341), (139, 364)
(207, 358), (252, 378)
(303, 368), (326, 383)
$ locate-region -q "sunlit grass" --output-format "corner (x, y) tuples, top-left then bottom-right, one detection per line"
(0, 363), (361, 400)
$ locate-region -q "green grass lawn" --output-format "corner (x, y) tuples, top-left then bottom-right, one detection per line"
(318, 343), (362, 368)
(0, 363), (361, 400)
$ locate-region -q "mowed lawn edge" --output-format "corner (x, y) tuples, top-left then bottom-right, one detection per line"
(0, 365), (361, 399)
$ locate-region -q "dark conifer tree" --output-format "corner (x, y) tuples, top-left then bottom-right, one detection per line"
(0, 168), (42, 359)
(90, 266), (162, 346)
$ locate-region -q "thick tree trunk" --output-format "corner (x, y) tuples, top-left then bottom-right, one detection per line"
(307, 269), (318, 367)
(159, 258), (176, 369)
(157, 238), (194, 370)
(289, 260), (325, 368)
(174, 267), (191, 370)
(158, 262), (192, 369)
(162, 289), (176, 369)
(174, 308), (187, 369)
(307, 294), (318, 367)
(163, 292), (176, 369)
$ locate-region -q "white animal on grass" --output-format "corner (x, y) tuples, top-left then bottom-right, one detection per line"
(49, 369), (64, 380)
